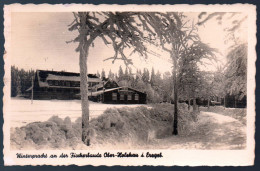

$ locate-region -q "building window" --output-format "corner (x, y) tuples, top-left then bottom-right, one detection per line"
(120, 94), (124, 100)
(48, 80), (53, 86)
(72, 81), (78, 87)
(135, 94), (139, 101)
(75, 81), (80, 87)
(112, 93), (117, 100)
(74, 89), (79, 93)
(127, 94), (132, 101)
(60, 81), (64, 86)
(66, 81), (70, 87)
(54, 80), (59, 86)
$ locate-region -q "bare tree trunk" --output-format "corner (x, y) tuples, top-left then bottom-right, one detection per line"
(173, 74), (178, 135)
(193, 98), (197, 112)
(31, 76), (34, 104)
(234, 96), (237, 108)
(172, 54), (178, 135)
(207, 97), (210, 110)
(80, 41), (91, 146)
(223, 96), (226, 109)
(188, 98), (190, 111)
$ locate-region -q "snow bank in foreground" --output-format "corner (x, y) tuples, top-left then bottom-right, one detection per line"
(11, 103), (199, 150)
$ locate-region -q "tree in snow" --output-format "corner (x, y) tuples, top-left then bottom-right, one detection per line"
(140, 12), (217, 135)
(108, 69), (114, 80)
(198, 12), (248, 107)
(225, 43), (247, 101)
(161, 71), (173, 103)
(117, 65), (124, 82)
(68, 12), (148, 145)
(96, 70), (101, 78)
(142, 68), (150, 83)
(101, 69), (106, 80)
(150, 67), (156, 86)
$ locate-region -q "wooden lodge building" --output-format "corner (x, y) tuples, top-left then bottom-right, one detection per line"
(88, 80), (147, 104)
(25, 70), (147, 104)
(25, 70), (101, 100)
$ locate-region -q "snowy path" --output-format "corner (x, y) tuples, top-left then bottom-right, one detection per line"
(148, 111), (246, 150)
(196, 111), (246, 149)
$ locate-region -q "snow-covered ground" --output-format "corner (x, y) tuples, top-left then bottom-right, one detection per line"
(7, 98), (147, 128)
(146, 111), (246, 150)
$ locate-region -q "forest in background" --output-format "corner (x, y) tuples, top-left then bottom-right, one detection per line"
(11, 12), (248, 111)
(11, 65), (35, 97)
(98, 66), (173, 103)
(10, 65), (173, 103)
(11, 52), (247, 109)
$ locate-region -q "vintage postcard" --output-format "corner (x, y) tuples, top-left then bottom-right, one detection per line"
(3, 4), (256, 166)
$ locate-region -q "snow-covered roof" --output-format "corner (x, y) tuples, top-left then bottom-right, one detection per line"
(95, 79), (120, 90)
(38, 81), (49, 87)
(47, 74), (80, 82)
(88, 86), (146, 97)
(89, 87), (121, 96)
(36, 70), (102, 87)
(25, 86), (32, 92)
(121, 86), (145, 94)
(92, 82), (105, 89)
(46, 74), (101, 82)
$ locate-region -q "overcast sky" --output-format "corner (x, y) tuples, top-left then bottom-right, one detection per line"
(10, 12), (247, 75)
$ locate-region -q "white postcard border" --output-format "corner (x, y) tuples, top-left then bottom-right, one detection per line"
(3, 3), (256, 166)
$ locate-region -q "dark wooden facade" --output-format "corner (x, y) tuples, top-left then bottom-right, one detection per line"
(25, 70), (101, 100)
(182, 95), (246, 108)
(25, 71), (147, 104)
(90, 86), (147, 104)
(222, 94), (246, 108)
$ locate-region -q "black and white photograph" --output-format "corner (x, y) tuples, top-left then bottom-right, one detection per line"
(3, 4), (256, 166)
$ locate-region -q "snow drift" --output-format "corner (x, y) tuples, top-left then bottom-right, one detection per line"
(11, 103), (199, 149)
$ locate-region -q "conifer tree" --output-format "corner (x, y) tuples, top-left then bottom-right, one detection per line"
(101, 69), (106, 80)
(150, 67), (155, 86)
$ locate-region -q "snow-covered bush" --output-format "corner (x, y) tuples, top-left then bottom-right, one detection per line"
(10, 103), (198, 149)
